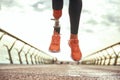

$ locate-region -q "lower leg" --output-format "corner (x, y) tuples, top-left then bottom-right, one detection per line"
(69, 0), (82, 61)
(52, 0), (63, 34)
(69, 0), (82, 36)
(49, 0), (63, 52)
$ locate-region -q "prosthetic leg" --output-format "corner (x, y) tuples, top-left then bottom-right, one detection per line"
(49, 0), (63, 52)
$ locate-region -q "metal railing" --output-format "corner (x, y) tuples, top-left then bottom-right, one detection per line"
(0, 28), (56, 64)
(81, 42), (120, 66)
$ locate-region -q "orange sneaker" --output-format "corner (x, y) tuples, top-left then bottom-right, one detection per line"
(69, 39), (82, 61)
(49, 32), (60, 52)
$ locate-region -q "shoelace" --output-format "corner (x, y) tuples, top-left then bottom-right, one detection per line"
(69, 40), (80, 52)
(52, 35), (60, 45)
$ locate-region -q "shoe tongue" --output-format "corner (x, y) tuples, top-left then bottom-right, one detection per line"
(73, 39), (78, 43)
(70, 39), (78, 44)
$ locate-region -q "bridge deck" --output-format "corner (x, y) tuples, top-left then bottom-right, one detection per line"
(0, 64), (120, 80)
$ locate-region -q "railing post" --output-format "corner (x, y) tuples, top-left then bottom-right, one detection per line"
(30, 53), (34, 64)
(105, 49), (111, 65)
(3, 40), (17, 64)
(25, 48), (31, 64)
(38, 56), (41, 64)
(93, 58), (96, 65)
(34, 54), (38, 64)
(103, 55), (106, 65)
(15, 44), (25, 64)
(0, 33), (5, 40)
(94, 57), (97, 65)
(99, 57), (102, 65)
(111, 47), (118, 65)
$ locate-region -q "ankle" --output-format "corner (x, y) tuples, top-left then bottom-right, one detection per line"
(70, 34), (78, 40)
(54, 27), (60, 34)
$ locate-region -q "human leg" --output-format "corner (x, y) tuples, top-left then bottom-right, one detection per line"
(69, 0), (82, 61)
(49, 0), (63, 52)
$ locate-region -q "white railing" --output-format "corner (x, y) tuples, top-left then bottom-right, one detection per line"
(0, 28), (56, 64)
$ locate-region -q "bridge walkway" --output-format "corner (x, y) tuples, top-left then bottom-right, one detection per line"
(0, 64), (120, 80)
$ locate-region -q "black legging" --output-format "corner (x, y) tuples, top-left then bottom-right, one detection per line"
(52, 0), (82, 34)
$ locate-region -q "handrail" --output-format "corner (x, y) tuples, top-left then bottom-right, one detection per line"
(0, 28), (56, 64)
(81, 42), (120, 65)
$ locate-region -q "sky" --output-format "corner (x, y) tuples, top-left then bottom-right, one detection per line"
(0, 0), (120, 61)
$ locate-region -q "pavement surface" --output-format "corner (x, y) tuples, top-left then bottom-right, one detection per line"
(0, 64), (120, 80)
